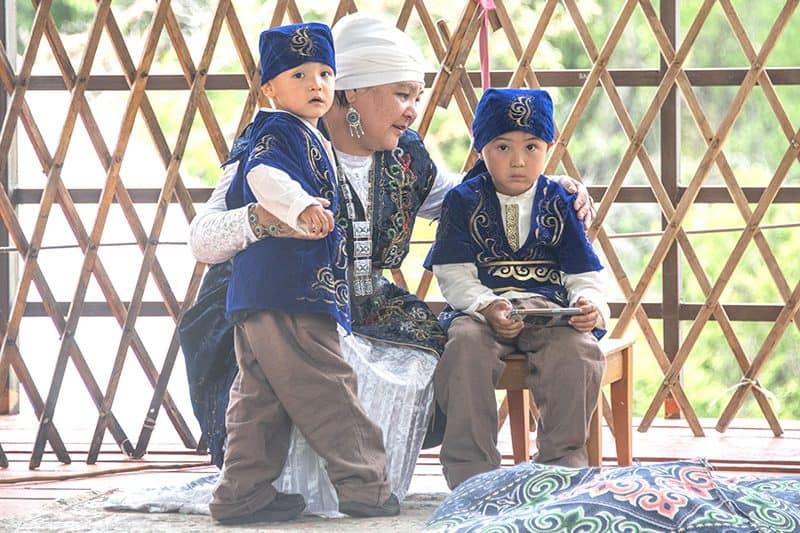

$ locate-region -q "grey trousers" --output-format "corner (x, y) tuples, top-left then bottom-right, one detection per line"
(433, 297), (605, 489)
(209, 310), (391, 521)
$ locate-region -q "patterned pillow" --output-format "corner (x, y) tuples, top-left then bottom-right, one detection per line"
(425, 459), (800, 532)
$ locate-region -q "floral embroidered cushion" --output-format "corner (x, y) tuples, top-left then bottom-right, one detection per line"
(426, 459), (800, 532)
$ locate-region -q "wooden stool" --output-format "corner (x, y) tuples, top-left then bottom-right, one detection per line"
(496, 337), (633, 466)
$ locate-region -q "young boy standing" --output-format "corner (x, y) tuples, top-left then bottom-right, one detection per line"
(211, 22), (397, 524)
(428, 88), (609, 489)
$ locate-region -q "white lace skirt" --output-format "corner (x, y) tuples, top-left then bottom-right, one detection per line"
(274, 329), (437, 514)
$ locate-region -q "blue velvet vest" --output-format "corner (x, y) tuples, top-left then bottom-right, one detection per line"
(225, 111), (350, 331)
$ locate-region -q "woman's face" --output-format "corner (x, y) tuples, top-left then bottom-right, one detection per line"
(349, 82), (424, 152)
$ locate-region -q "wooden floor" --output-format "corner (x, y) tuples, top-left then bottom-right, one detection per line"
(2, 413), (800, 520)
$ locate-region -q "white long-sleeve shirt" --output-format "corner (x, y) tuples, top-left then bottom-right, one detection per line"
(433, 185), (610, 327)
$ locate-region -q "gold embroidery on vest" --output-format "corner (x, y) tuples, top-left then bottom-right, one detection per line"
(298, 239), (350, 308)
(485, 260), (562, 284)
(534, 186), (565, 245)
(249, 134), (274, 161)
(471, 185), (506, 263)
(303, 131), (335, 201)
(505, 203), (520, 251)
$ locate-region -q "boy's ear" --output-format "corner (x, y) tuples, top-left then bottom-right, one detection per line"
(261, 82), (274, 99)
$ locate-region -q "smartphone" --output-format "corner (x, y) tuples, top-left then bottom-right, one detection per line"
(506, 307), (583, 327)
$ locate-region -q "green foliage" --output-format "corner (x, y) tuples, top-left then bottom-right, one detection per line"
(16, 0), (97, 51)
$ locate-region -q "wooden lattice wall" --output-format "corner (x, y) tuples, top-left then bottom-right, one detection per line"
(1, 0), (799, 469)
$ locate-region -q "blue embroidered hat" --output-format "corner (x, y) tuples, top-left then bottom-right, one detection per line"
(259, 22), (336, 85)
(471, 88), (555, 152)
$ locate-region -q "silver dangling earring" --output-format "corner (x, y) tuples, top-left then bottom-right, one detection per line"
(346, 106), (365, 138)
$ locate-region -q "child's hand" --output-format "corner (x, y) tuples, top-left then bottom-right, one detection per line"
(569, 296), (600, 333)
(480, 300), (523, 339)
(299, 203), (334, 236)
(252, 199), (331, 240)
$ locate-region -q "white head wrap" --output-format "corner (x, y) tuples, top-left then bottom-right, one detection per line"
(332, 12), (426, 90)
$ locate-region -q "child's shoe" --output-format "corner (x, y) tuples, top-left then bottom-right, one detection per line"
(339, 493), (400, 518)
(215, 492), (305, 525)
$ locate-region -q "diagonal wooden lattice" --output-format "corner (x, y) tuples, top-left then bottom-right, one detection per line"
(605, 0), (800, 435)
(567, 0), (793, 437)
(1, 0), (198, 468)
(1, 0), (799, 469)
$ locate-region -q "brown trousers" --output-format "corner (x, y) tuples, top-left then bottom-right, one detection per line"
(433, 296), (605, 489)
(209, 310), (390, 521)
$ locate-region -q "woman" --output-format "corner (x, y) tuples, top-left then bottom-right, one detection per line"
(182, 12), (592, 515)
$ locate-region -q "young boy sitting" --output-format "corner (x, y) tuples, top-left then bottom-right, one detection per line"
(428, 88), (610, 489)
(211, 22), (397, 525)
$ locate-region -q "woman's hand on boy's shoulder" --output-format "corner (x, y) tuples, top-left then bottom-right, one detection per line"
(552, 175), (594, 231)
